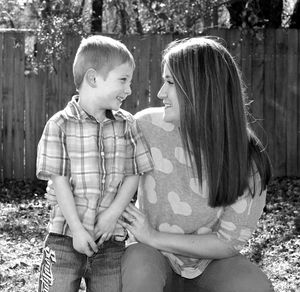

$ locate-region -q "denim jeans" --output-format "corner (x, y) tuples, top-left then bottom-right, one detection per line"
(121, 243), (275, 292)
(38, 233), (124, 292)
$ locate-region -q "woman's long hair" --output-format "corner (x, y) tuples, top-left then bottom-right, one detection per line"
(163, 37), (271, 207)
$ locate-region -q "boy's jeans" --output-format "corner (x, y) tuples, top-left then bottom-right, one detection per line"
(38, 233), (124, 292)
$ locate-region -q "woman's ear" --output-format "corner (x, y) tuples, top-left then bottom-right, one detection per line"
(85, 68), (98, 88)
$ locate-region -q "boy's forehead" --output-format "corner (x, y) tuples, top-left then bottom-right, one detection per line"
(109, 62), (134, 75)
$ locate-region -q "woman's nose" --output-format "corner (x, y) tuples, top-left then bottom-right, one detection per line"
(157, 85), (166, 100)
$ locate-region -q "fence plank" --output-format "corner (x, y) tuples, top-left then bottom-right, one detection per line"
(13, 32), (25, 179)
(121, 35), (139, 114)
(263, 29), (276, 173)
(137, 36), (152, 111)
(286, 29), (298, 176)
(25, 73), (37, 178)
(0, 33), (3, 181)
(298, 30), (300, 176)
(274, 29), (288, 177)
(227, 29), (242, 66)
(251, 32), (265, 146)
(25, 71), (47, 179)
(63, 35), (78, 106)
(149, 35), (162, 107)
(2, 32), (15, 178)
(241, 32), (253, 103)
(150, 34), (173, 108)
(25, 40), (48, 179)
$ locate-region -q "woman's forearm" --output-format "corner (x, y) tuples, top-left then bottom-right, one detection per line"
(148, 230), (238, 259)
(121, 204), (238, 260)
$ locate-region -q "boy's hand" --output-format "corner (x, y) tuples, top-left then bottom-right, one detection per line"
(72, 227), (98, 257)
(94, 209), (118, 246)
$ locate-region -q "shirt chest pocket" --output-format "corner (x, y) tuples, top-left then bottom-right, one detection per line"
(66, 133), (101, 174)
(103, 135), (127, 175)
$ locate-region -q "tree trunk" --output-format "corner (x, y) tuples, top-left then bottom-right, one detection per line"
(81, 0), (92, 33)
(91, 0), (103, 33)
(259, 0), (283, 28)
(226, 0), (247, 28)
(290, 0), (300, 28)
(40, 0), (52, 18)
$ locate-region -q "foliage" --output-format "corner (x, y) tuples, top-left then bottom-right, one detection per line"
(30, 0), (88, 73)
(225, 0), (284, 41)
(103, 0), (223, 34)
(0, 177), (299, 291)
(226, 0), (283, 29)
(0, 0), (23, 28)
(102, 0), (289, 35)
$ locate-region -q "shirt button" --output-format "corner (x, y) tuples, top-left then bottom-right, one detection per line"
(101, 152), (104, 156)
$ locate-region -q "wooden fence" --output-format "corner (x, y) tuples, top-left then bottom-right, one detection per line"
(0, 29), (299, 181)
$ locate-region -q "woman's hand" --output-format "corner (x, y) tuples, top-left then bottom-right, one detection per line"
(118, 203), (157, 245)
(45, 179), (57, 206)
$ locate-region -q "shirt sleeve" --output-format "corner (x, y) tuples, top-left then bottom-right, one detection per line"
(214, 171), (266, 251)
(124, 118), (154, 175)
(36, 120), (70, 180)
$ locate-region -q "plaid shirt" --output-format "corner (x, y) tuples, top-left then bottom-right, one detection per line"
(37, 96), (153, 239)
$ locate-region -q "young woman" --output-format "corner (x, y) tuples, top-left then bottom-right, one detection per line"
(119, 37), (273, 292)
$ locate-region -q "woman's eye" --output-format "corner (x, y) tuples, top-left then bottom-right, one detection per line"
(167, 80), (174, 85)
(120, 78), (127, 82)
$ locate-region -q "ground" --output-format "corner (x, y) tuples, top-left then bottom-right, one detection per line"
(0, 177), (299, 292)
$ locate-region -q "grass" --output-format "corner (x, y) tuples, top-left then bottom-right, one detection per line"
(0, 177), (299, 292)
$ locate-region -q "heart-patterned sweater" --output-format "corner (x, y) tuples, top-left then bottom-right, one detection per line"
(135, 107), (266, 279)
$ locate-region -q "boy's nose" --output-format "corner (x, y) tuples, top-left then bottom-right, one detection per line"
(125, 86), (132, 95)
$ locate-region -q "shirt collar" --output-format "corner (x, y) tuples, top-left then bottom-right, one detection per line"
(65, 95), (128, 122)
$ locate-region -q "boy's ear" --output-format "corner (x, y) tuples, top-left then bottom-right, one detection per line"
(85, 69), (98, 88)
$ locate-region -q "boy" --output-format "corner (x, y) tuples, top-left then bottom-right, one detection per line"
(36, 35), (153, 292)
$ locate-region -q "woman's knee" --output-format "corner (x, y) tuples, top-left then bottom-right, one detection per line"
(196, 254), (274, 292)
(121, 243), (170, 292)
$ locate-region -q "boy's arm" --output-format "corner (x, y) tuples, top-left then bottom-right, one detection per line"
(95, 174), (139, 244)
(52, 175), (98, 256)
(108, 175), (139, 216)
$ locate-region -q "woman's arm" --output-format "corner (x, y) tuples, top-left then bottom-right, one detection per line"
(119, 204), (237, 259)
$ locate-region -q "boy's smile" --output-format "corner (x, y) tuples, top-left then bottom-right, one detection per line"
(96, 62), (133, 111)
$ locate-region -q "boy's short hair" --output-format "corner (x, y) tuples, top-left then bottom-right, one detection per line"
(73, 35), (135, 89)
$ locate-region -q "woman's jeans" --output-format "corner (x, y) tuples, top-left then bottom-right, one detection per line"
(38, 233), (124, 292)
(121, 243), (275, 292)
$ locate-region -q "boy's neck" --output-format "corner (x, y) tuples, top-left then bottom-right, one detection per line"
(78, 95), (106, 122)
